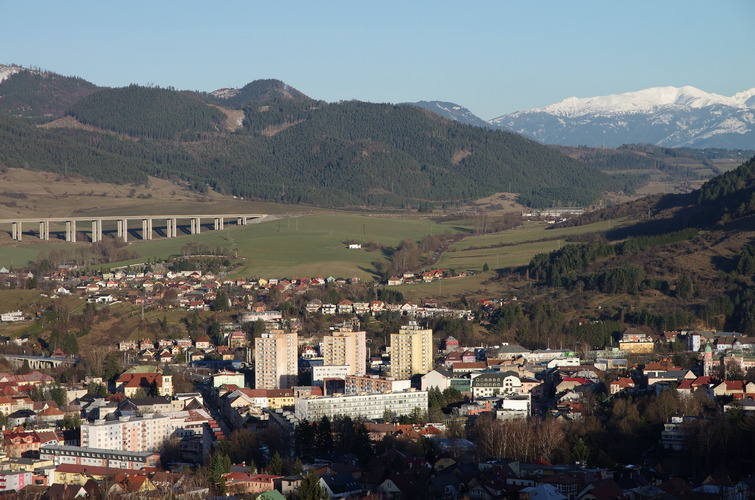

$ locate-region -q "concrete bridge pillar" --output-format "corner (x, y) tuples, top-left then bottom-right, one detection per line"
(172, 218), (177, 237)
(191, 217), (201, 234)
(120, 219), (128, 242)
(214, 218), (224, 230)
(66, 221), (77, 242)
(91, 220), (100, 243)
(142, 219), (153, 240)
(39, 221), (49, 240)
(11, 222), (22, 241)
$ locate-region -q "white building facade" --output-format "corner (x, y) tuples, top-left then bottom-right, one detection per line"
(81, 415), (172, 452)
(295, 390), (428, 421)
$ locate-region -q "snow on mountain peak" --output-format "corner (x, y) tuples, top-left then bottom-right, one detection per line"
(535, 86), (755, 118)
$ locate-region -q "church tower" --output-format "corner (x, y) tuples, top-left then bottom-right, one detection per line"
(703, 341), (713, 377)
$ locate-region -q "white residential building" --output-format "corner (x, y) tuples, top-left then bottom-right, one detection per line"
(471, 372), (522, 399)
(322, 324), (366, 376)
(255, 330), (298, 389)
(212, 370), (245, 389)
(495, 394), (532, 420)
(81, 415), (172, 452)
(0, 470), (31, 492)
(0, 311), (24, 322)
(390, 321), (433, 379)
(547, 357), (581, 369)
(295, 390), (428, 421)
(311, 365), (351, 386)
(40, 445), (158, 470)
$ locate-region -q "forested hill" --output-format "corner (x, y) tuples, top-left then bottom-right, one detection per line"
(0, 76), (637, 208)
(551, 154), (755, 240)
(206, 79), (311, 108)
(519, 155), (755, 339)
(0, 68), (101, 121)
(234, 99), (634, 207)
(67, 85), (228, 140)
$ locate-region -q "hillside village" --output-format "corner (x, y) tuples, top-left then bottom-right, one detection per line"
(0, 261), (755, 499)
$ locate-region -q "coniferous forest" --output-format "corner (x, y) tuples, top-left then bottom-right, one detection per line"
(0, 69), (640, 209)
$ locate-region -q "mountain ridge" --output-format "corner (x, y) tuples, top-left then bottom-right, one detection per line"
(407, 100), (495, 129)
(523, 86), (755, 117)
(490, 86), (755, 149)
(0, 75), (629, 209)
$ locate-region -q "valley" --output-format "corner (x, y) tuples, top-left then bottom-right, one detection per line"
(0, 59), (754, 498)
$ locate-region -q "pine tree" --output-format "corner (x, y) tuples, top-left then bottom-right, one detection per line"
(268, 451), (283, 475)
(297, 470), (328, 500)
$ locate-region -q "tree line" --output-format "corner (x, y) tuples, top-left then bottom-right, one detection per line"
(528, 228), (698, 287)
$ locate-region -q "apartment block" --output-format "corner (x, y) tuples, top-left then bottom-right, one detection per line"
(312, 365), (351, 386)
(294, 389), (428, 421)
(255, 330), (298, 389)
(344, 375), (410, 394)
(322, 323), (366, 376)
(40, 444), (158, 470)
(81, 415), (172, 452)
(390, 321), (433, 379)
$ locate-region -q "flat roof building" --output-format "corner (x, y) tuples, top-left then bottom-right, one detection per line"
(295, 390), (428, 421)
(255, 330), (298, 390)
(390, 321), (433, 380)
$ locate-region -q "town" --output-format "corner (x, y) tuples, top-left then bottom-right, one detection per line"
(0, 262), (753, 499)
(2, 2), (754, 498)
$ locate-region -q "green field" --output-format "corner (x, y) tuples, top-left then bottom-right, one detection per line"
(381, 275), (491, 302)
(0, 214), (629, 282)
(0, 244), (68, 269)
(0, 214), (461, 279)
(450, 219), (623, 251)
(438, 219), (633, 272)
(440, 239), (564, 272)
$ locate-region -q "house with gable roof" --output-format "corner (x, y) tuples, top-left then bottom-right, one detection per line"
(610, 377), (635, 395)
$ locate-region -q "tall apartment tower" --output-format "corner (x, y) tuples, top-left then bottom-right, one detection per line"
(390, 321), (433, 379)
(255, 330), (298, 389)
(322, 323), (367, 376)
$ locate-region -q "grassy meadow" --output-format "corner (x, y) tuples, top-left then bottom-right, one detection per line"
(0, 212), (633, 283)
(0, 214), (462, 279)
(438, 218), (633, 273)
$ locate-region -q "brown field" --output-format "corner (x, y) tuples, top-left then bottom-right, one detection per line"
(0, 167), (328, 220)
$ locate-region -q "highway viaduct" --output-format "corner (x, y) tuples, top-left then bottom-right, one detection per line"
(0, 354), (77, 370)
(0, 214), (266, 243)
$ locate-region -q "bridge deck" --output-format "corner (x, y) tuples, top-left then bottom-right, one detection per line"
(0, 214), (266, 223)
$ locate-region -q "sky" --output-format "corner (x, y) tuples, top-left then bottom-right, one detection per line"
(2, 1), (754, 120)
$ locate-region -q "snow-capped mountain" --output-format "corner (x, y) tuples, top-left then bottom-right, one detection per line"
(490, 86), (755, 149)
(408, 101), (495, 129)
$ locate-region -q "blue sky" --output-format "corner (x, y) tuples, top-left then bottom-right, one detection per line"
(2, 1), (753, 119)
